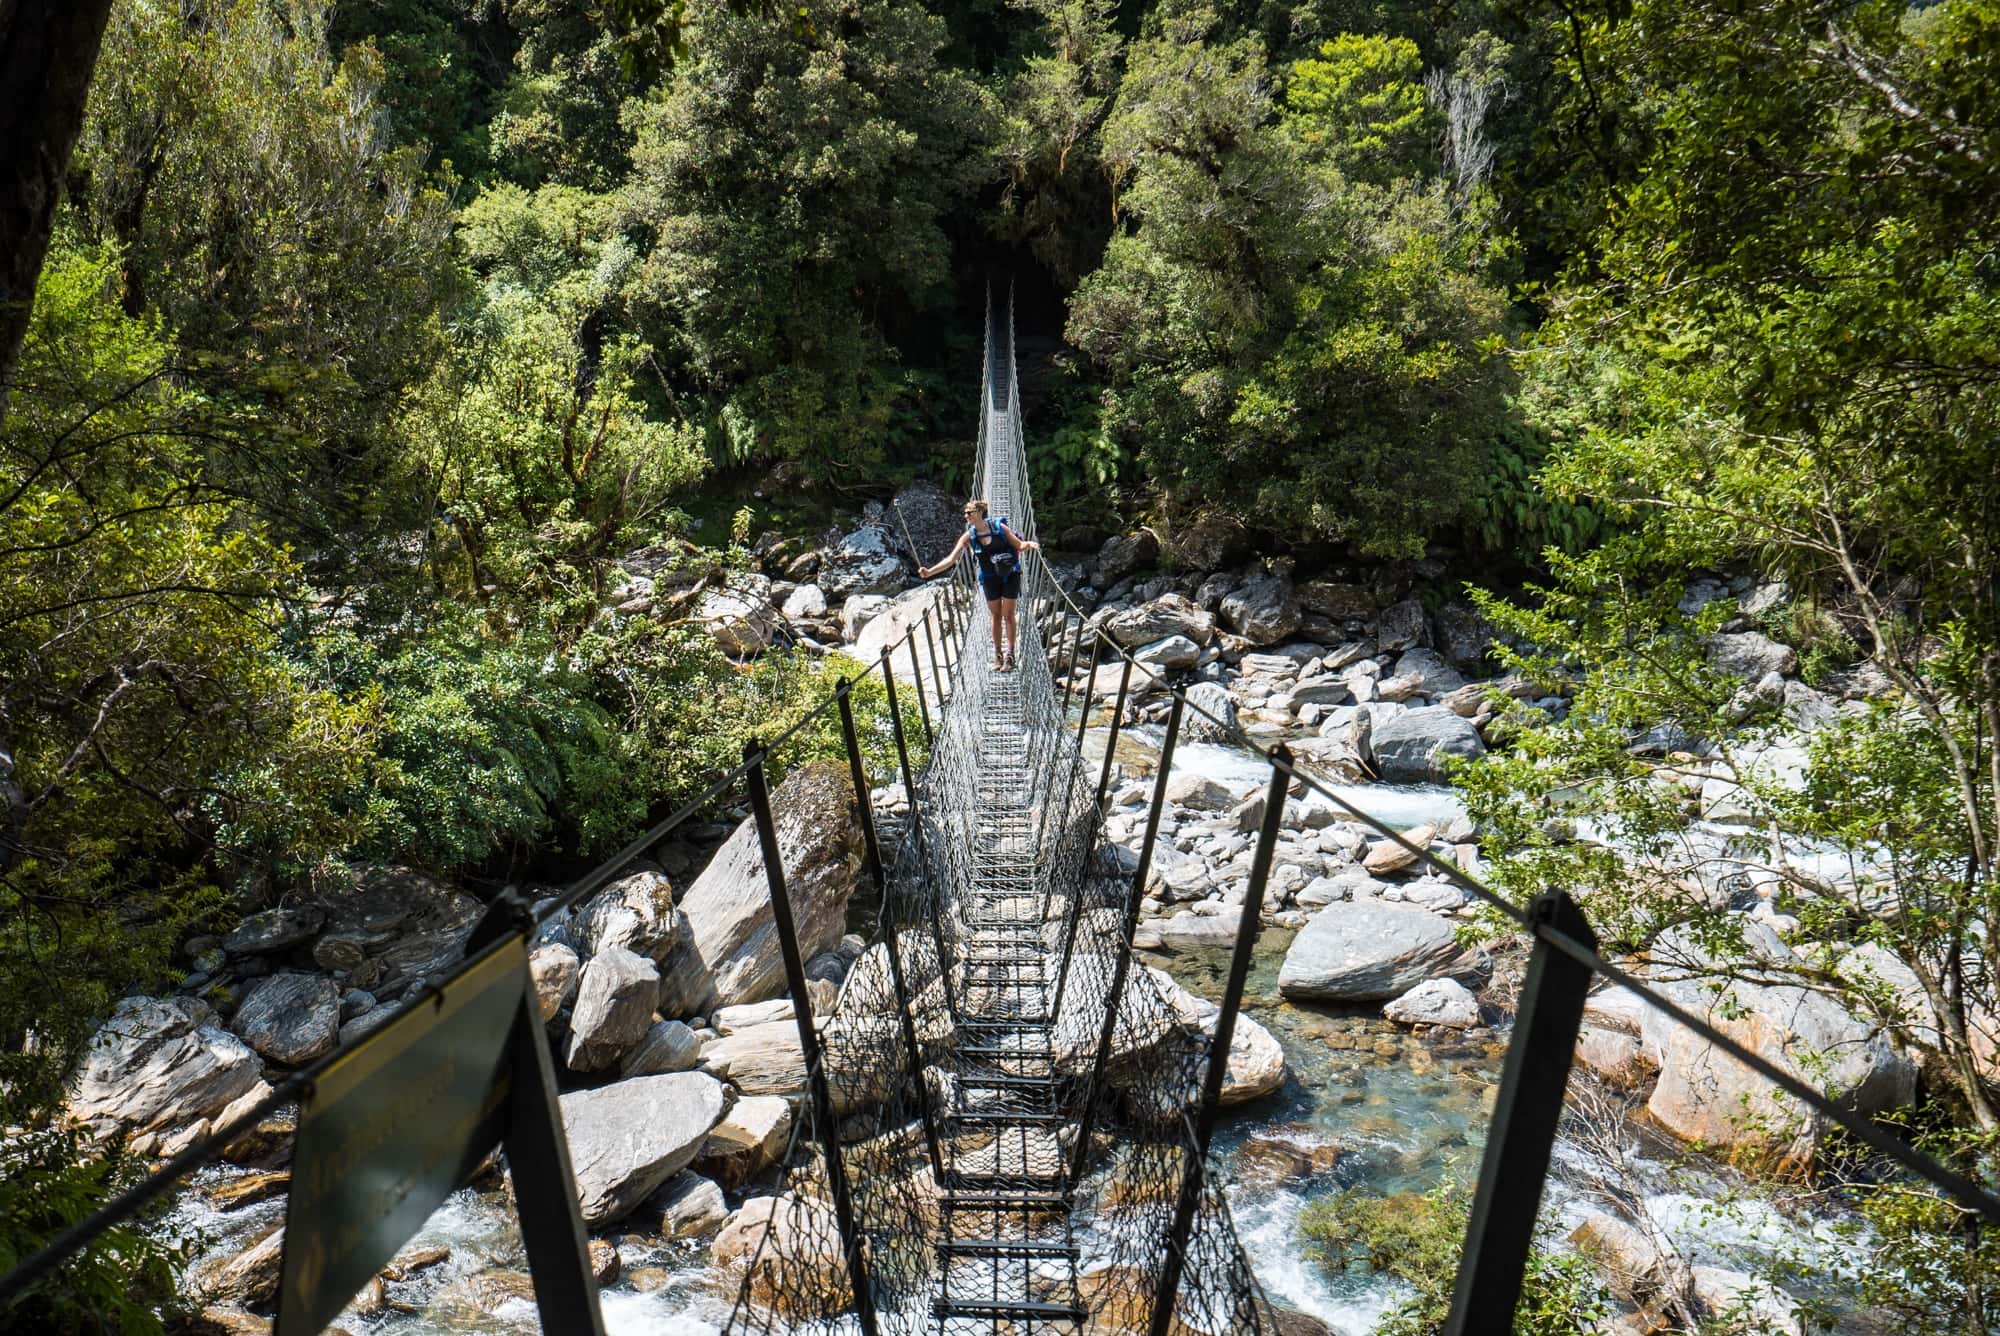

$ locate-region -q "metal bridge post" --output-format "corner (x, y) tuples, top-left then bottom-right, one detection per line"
(1442, 890), (1598, 1336)
(1059, 615), (1081, 717)
(835, 683), (946, 1183)
(743, 742), (881, 1336)
(1093, 657), (1135, 812)
(882, 650), (960, 1022)
(935, 584), (958, 673)
(922, 608), (947, 707)
(1070, 691), (1185, 1185)
(907, 631), (934, 747)
(1149, 748), (1291, 1336)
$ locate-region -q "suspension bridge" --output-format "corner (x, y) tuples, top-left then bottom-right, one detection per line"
(718, 284), (1278, 1334)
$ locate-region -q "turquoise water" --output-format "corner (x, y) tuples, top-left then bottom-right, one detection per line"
(1153, 937), (1504, 1329)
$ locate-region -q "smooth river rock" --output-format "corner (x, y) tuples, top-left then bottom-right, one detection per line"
(564, 947), (661, 1072)
(529, 942), (579, 1022)
(657, 760), (863, 1015)
(1366, 707), (1485, 783)
(619, 1019), (701, 1077)
(1642, 924), (1916, 1166)
(69, 997), (264, 1135)
(572, 869), (679, 964)
(1277, 901), (1487, 1002)
(561, 1071), (727, 1225)
(230, 974), (340, 1066)
(1382, 977), (1481, 1029)
(713, 1194), (848, 1317)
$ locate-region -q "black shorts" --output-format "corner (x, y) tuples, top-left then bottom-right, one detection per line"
(981, 571), (1022, 602)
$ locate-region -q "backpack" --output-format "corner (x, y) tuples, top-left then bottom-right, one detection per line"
(972, 519), (1020, 574)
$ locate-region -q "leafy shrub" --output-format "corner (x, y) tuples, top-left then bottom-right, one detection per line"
(0, 1130), (190, 1336)
(295, 615), (638, 870)
(1029, 399), (1126, 504)
(1463, 422), (1602, 562)
(1301, 1184), (1610, 1335)
(1755, 599), (1860, 688)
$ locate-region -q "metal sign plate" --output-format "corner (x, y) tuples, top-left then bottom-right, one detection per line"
(276, 939), (527, 1334)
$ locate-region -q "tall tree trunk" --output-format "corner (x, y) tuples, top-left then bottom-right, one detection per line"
(0, 0), (117, 433)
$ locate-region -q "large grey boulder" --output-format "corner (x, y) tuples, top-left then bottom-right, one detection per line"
(1286, 675), (1354, 708)
(1220, 574), (1302, 646)
(1376, 598), (1427, 652)
(1095, 531), (1160, 586)
(1706, 630), (1798, 681)
(712, 1194), (848, 1314)
(1368, 706), (1486, 783)
(840, 593), (888, 642)
(1103, 595), (1215, 649)
(561, 1071), (727, 1225)
(370, 880), (490, 996)
(658, 761), (863, 1015)
(698, 574), (780, 657)
(780, 583), (828, 620)
(530, 943), (580, 1022)
(1134, 635), (1201, 671)
(573, 869), (679, 965)
(565, 947), (662, 1072)
(819, 527), (905, 599)
(694, 1094), (795, 1189)
(222, 906), (325, 957)
(1390, 648), (1467, 696)
(888, 480), (963, 566)
(231, 974), (341, 1066)
(1181, 681), (1238, 743)
(1383, 978), (1480, 1029)
(712, 998), (795, 1033)
(1642, 924), (1916, 1164)
(1165, 770), (1234, 809)
(1144, 968), (1285, 1104)
(1277, 901), (1487, 1002)
(1836, 942), (1999, 1082)
(69, 997), (263, 1135)
(1433, 601), (1496, 671)
(1297, 581), (1376, 621)
(1173, 514), (1251, 571)
(654, 1170), (730, 1241)
(846, 583), (947, 679)
(620, 1019), (702, 1077)
(1155, 907), (1244, 951)
(697, 1021), (805, 1100)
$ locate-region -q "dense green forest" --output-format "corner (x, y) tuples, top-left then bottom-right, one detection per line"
(3, 0), (1998, 1329)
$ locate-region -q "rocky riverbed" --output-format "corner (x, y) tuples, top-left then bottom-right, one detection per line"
(65, 506), (1935, 1333)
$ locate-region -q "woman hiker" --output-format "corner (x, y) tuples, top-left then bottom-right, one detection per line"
(919, 499), (1039, 670)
